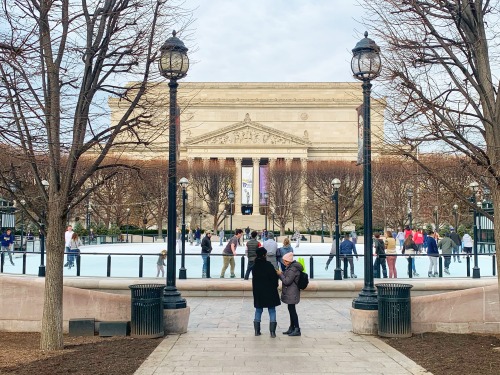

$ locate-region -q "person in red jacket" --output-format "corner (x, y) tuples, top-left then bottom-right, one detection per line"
(404, 225), (413, 240)
(413, 228), (424, 252)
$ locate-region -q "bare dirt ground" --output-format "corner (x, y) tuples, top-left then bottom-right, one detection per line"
(0, 332), (161, 375)
(384, 332), (500, 375)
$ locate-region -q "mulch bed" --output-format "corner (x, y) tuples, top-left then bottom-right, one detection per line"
(384, 332), (500, 375)
(0, 332), (161, 375)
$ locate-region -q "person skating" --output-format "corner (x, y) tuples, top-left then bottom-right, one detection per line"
(201, 230), (213, 278)
(339, 233), (358, 278)
(277, 252), (302, 337)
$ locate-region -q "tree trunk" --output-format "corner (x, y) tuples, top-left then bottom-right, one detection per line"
(40, 203), (66, 350)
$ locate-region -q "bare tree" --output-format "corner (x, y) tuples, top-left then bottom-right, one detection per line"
(362, 0), (500, 289)
(0, 0), (191, 350)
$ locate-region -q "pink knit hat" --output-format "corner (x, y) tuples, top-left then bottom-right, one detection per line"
(282, 252), (294, 262)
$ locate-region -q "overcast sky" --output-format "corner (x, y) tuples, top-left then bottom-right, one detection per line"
(181, 0), (367, 83)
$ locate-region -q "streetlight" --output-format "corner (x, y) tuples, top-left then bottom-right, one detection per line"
(39, 179), (49, 277)
(159, 30), (189, 309)
(434, 206), (439, 232)
(331, 178), (342, 280)
(263, 192), (269, 229)
(20, 199), (26, 252)
(321, 209), (324, 243)
(198, 212), (202, 230)
(453, 204), (458, 230)
(469, 181), (480, 278)
(126, 207), (130, 243)
(228, 190), (235, 237)
(407, 188), (413, 229)
(223, 209), (227, 233)
(351, 31), (381, 310)
(272, 210), (275, 234)
(179, 177), (189, 279)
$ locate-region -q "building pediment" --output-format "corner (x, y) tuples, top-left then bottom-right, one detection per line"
(185, 113), (311, 147)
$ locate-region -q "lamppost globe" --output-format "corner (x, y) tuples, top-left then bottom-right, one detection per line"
(228, 190), (235, 237)
(351, 32), (381, 81)
(406, 188), (413, 198)
(331, 178), (341, 190)
(469, 181), (479, 192)
(453, 204), (458, 211)
(159, 31), (189, 80)
(20, 199), (26, 205)
(41, 179), (49, 189)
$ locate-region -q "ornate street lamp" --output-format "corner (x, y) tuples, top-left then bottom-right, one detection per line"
(223, 209), (227, 233)
(263, 192), (269, 229)
(469, 181), (480, 278)
(321, 209), (324, 243)
(179, 177), (189, 279)
(228, 190), (235, 237)
(39, 179), (49, 277)
(331, 178), (342, 280)
(453, 204), (458, 230)
(434, 206), (439, 232)
(158, 30), (189, 309)
(351, 31), (381, 310)
(407, 188), (413, 229)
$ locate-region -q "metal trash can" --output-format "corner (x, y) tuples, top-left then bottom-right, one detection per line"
(376, 283), (413, 338)
(129, 284), (165, 338)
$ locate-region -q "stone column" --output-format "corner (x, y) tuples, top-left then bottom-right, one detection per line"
(234, 158), (242, 216)
(285, 158), (293, 169)
(252, 157), (260, 213)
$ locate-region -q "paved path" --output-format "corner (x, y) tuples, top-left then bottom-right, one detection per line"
(135, 297), (431, 375)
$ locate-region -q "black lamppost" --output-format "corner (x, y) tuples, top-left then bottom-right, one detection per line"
(179, 177), (188, 279)
(332, 178), (342, 280)
(38, 179), (49, 277)
(198, 212), (202, 230)
(159, 30), (189, 309)
(223, 209), (227, 233)
(263, 192), (269, 229)
(351, 32), (381, 311)
(86, 199), (91, 231)
(126, 207), (130, 243)
(407, 188), (413, 229)
(470, 181), (480, 278)
(453, 204), (458, 230)
(434, 206), (439, 232)
(142, 217), (147, 243)
(321, 209), (324, 243)
(20, 199), (25, 251)
(228, 190), (234, 237)
(272, 211), (275, 234)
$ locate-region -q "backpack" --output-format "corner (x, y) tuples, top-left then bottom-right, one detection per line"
(297, 271), (309, 290)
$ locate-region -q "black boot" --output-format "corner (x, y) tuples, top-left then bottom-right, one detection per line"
(282, 325), (293, 335)
(270, 322), (277, 338)
(253, 321), (261, 336)
(288, 327), (301, 336)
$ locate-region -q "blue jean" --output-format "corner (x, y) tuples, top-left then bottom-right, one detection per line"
(408, 257), (416, 272)
(201, 254), (209, 276)
(254, 307), (276, 322)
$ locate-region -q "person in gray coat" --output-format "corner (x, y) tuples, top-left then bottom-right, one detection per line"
(276, 252), (303, 337)
(438, 233), (454, 275)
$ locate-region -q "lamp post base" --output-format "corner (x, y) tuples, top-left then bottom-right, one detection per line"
(163, 286), (187, 309)
(38, 265), (46, 277)
(333, 268), (342, 280)
(352, 288), (378, 310)
(472, 267), (481, 279)
(178, 267), (187, 280)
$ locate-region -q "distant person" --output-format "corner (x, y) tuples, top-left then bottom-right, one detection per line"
(438, 233), (454, 275)
(201, 230), (213, 278)
(404, 225), (413, 239)
(263, 232), (278, 269)
(462, 233), (473, 256)
(277, 252), (303, 337)
(450, 228), (462, 263)
(325, 240), (336, 271)
(339, 233), (358, 278)
(403, 234), (419, 277)
(396, 229), (405, 250)
(156, 250), (167, 277)
(188, 228), (194, 245)
(244, 231), (259, 280)
(350, 230), (357, 245)
(252, 247), (280, 337)
(384, 230), (398, 278)
(373, 233), (388, 278)
(219, 227), (224, 246)
(294, 230), (301, 248)
(195, 227), (201, 246)
(26, 230), (34, 241)
(176, 226), (182, 253)
(67, 232), (82, 269)
(245, 226), (250, 240)
(89, 228), (95, 243)
(1, 228), (15, 266)
(220, 229), (243, 278)
(64, 225), (74, 268)
(426, 231), (439, 277)
(279, 237), (293, 272)
(413, 228), (424, 252)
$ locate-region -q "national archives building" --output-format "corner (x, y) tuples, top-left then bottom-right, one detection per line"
(109, 82), (385, 230)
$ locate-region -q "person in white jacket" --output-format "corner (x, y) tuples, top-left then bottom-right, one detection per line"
(462, 233), (473, 256)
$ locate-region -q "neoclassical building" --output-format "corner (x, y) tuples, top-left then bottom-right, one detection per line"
(109, 82), (385, 230)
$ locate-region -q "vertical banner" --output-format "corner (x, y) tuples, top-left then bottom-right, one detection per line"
(356, 104), (364, 166)
(259, 165), (268, 205)
(241, 166), (253, 205)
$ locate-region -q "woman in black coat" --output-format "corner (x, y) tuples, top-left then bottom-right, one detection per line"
(252, 247), (281, 337)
